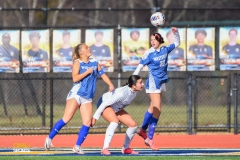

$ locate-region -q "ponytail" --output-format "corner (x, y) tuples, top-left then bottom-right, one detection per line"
(72, 43), (84, 61)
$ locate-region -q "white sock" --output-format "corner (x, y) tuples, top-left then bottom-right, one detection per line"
(123, 126), (137, 149)
(103, 122), (118, 149)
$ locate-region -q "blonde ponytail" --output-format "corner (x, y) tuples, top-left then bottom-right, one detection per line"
(72, 43), (84, 61)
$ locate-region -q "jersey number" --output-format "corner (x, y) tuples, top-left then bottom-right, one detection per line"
(160, 60), (165, 67)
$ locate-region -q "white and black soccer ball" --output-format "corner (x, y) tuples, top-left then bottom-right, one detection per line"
(150, 12), (165, 27)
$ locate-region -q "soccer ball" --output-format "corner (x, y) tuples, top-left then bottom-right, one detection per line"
(150, 12), (165, 27)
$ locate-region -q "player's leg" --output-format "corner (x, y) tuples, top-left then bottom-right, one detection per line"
(100, 106), (119, 155)
(117, 109), (139, 154)
(44, 98), (79, 150)
(145, 92), (161, 150)
(137, 80), (160, 140)
(137, 101), (153, 140)
(73, 100), (93, 154)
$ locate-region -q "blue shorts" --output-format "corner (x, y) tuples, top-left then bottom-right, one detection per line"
(96, 96), (103, 109)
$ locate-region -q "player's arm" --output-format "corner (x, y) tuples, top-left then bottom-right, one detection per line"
(91, 92), (124, 126)
(172, 27), (180, 45)
(98, 63), (115, 91)
(72, 60), (93, 82)
(93, 93), (123, 120)
(165, 27), (180, 54)
(133, 64), (144, 75)
(133, 51), (150, 75)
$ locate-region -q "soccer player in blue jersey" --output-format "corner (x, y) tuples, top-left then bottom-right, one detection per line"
(133, 27), (180, 150)
(91, 75), (144, 155)
(44, 43), (115, 154)
(222, 28), (240, 58)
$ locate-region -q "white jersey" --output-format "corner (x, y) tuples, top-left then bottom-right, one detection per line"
(93, 85), (138, 120)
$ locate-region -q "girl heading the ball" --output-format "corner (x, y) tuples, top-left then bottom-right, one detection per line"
(133, 27), (180, 150)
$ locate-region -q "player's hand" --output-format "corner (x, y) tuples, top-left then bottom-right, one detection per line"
(91, 118), (96, 127)
(172, 27), (178, 33)
(109, 84), (115, 92)
(87, 68), (94, 74)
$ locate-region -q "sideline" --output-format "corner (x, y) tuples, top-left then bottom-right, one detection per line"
(1, 133), (240, 149)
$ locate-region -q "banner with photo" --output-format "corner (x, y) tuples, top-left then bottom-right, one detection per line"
(53, 29), (81, 72)
(187, 27), (215, 71)
(219, 27), (240, 70)
(85, 29), (114, 72)
(158, 28), (186, 71)
(0, 30), (20, 73)
(21, 30), (50, 73)
(121, 28), (149, 72)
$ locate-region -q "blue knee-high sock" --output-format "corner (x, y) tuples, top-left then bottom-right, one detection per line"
(49, 119), (66, 139)
(141, 111), (153, 130)
(148, 117), (158, 140)
(76, 125), (90, 146)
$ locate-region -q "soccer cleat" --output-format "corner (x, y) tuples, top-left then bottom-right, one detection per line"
(101, 148), (111, 155)
(121, 147), (139, 154)
(72, 146), (84, 154)
(144, 138), (159, 150)
(137, 128), (148, 140)
(44, 137), (54, 150)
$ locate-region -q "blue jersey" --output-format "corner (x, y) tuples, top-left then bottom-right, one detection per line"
(74, 58), (99, 99)
(140, 44), (175, 90)
(133, 30), (180, 92)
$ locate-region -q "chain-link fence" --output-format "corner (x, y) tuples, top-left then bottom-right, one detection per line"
(0, 72), (239, 135)
(234, 73), (239, 134)
(0, 0), (240, 135)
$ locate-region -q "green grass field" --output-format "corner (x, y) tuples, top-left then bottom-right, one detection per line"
(0, 104), (233, 134)
(0, 156), (239, 160)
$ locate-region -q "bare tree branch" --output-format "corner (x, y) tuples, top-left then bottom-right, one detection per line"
(5, 0), (26, 27)
(29, 0), (38, 26)
(51, 0), (67, 26)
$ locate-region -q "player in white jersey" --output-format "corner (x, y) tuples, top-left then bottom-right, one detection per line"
(44, 43), (114, 154)
(133, 27), (180, 150)
(91, 75), (144, 155)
